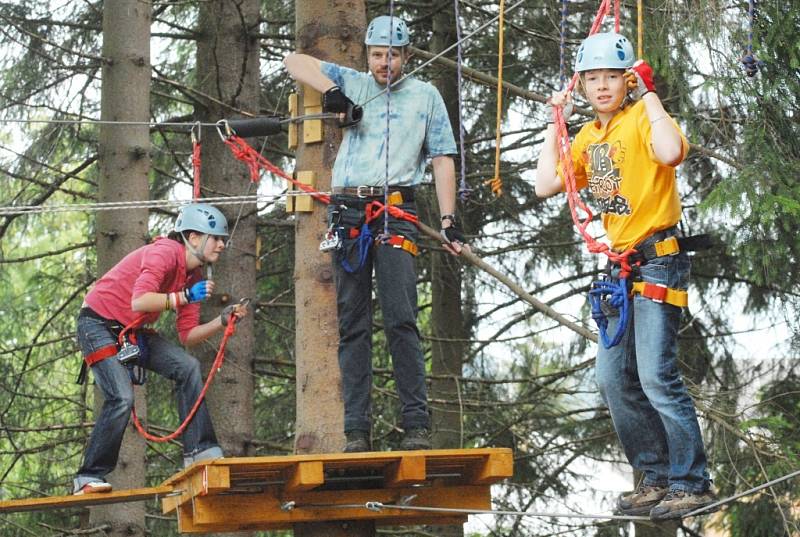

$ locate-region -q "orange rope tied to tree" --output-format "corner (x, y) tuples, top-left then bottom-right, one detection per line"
(486, 0), (506, 197)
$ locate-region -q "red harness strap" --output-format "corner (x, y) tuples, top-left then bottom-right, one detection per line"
(84, 345), (118, 367)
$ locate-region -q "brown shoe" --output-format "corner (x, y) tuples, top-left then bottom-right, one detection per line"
(650, 489), (719, 520)
(615, 483), (669, 515)
(343, 430), (371, 453)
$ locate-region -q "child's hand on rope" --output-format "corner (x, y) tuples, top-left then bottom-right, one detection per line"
(184, 280), (214, 303)
(545, 91), (573, 124)
(625, 60), (656, 100)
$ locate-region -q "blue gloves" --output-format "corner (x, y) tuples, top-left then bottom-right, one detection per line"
(184, 281), (211, 303)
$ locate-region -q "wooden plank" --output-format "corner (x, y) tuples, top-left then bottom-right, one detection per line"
(0, 485), (173, 514)
(293, 171), (315, 212)
(383, 454), (426, 488)
(188, 484), (490, 529)
(287, 93), (298, 150)
(161, 448), (511, 486)
(468, 451), (514, 485)
(201, 465), (230, 495)
(285, 461), (324, 493)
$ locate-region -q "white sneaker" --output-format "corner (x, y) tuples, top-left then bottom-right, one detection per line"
(73, 480), (112, 495)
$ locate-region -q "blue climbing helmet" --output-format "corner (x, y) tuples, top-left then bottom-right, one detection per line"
(574, 32), (635, 72)
(364, 15), (410, 47)
(174, 203), (229, 237)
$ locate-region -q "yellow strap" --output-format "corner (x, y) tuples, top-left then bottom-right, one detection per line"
(485, 0), (506, 197)
(637, 0), (644, 58)
(654, 235), (680, 257)
(631, 281), (688, 308)
(387, 190), (404, 206)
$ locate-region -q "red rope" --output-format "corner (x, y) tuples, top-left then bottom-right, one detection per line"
(222, 134), (419, 227)
(554, 0), (637, 278)
(192, 139), (202, 200)
(130, 315), (238, 443)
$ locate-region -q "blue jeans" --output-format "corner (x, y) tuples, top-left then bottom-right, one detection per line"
(75, 313), (219, 482)
(330, 198), (429, 433)
(595, 247), (711, 493)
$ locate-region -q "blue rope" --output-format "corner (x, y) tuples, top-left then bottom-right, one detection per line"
(383, 3), (396, 240)
(340, 223), (374, 273)
(741, 0), (762, 77)
(454, 0), (471, 201)
(588, 277), (630, 349)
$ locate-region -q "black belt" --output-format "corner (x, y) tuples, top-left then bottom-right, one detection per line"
(332, 185), (415, 201)
(631, 231), (713, 263)
(79, 307), (124, 333)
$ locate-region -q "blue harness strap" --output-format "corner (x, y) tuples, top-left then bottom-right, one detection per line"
(340, 222), (374, 273)
(588, 277), (631, 349)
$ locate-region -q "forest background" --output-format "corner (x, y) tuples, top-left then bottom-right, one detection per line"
(0, 1), (798, 536)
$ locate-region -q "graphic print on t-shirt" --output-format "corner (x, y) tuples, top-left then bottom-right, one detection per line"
(585, 141), (631, 216)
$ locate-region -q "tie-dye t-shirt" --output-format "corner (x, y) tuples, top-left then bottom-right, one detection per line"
(321, 61), (456, 187)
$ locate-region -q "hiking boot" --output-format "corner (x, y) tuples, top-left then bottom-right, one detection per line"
(73, 479), (112, 495)
(650, 489), (719, 521)
(343, 430), (371, 453)
(399, 427), (431, 450)
(615, 483), (668, 515)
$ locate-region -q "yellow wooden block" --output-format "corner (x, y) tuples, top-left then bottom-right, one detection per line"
(287, 93), (298, 150)
(469, 451), (514, 484)
(302, 105), (323, 144)
(384, 454), (426, 488)
(302, 84), (321, 107)
(292, 170), (315, 213)
(285, 461), (324, 493)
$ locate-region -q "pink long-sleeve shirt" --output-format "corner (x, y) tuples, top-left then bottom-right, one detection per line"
(84, 237), (202, 344)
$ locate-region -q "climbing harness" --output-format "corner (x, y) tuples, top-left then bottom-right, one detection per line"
(741, 0), (763, 77)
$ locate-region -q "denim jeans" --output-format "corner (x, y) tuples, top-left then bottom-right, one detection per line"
(595, 244), (711, 493)
(75, 313), (219, 483)
(329, 198), (429, 433)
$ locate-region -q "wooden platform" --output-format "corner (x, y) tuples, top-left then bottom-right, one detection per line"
(163, 448), (513, 533)
(0, 448), (513, 532)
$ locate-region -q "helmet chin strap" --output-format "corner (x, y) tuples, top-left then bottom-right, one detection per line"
(181, 233), (211, 265)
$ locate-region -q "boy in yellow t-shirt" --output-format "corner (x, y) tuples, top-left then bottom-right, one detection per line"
(535, 32), (715, 521)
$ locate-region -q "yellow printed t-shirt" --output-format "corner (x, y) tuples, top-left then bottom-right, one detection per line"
(560, 100), (688, 251)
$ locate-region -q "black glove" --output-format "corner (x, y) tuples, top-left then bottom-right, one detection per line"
(441, 223), (466, 245)
(323, 86), (354, 114)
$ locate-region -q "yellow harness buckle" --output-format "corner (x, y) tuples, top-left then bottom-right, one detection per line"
(632, 281), (688, 308)
(654, 235), (680, 257)
(387, 191), (404, 206)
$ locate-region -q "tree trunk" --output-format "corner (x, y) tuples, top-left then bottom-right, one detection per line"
(292, 1), (373, 536)
(194, 0), (259, 462)
(90, 1), (151, 535)
(427, 6), (468, 537)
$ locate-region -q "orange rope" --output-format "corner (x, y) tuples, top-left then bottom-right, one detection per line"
(130, 314), (238, 443)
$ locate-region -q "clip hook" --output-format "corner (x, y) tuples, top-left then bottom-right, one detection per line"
(215, 119), (234, 142)
(190, 121), (202, 144)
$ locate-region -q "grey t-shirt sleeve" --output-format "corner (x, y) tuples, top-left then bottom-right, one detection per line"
(320, 61), (368, 95)
(424, 88), (457, 158)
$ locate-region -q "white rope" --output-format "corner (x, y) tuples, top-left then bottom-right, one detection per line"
(0, 192), (325, 216)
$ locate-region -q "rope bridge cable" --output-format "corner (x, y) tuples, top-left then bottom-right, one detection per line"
(285, 465), (800, 524)
(0, 194), (298, 216)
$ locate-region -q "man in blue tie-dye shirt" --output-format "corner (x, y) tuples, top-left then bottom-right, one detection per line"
(284, 15), (465, 453)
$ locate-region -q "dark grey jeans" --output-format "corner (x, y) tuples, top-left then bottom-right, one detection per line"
(75, 312), (219, 482)
(330, 198), (430, 433)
